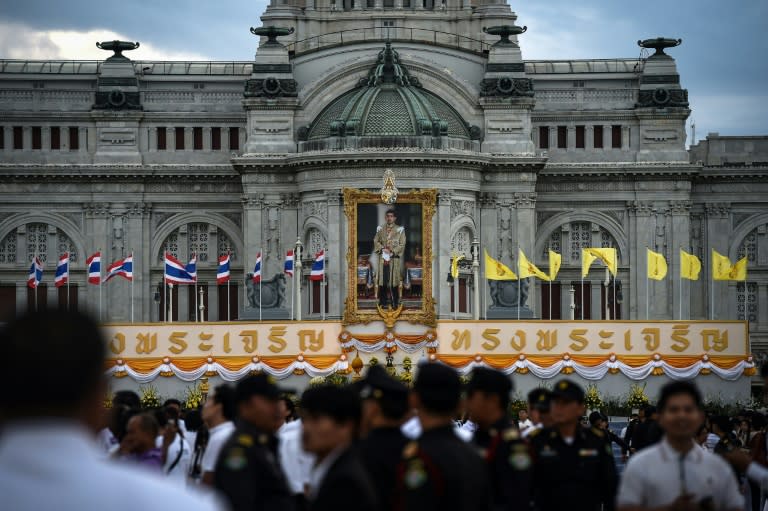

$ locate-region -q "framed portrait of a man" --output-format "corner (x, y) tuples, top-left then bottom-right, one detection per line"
(342, 188), (436, 326)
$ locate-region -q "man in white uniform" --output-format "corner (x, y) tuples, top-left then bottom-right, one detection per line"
(200, 383), (236, 486)
(617, 380), (743, 511)
(0, 309), (223, 511)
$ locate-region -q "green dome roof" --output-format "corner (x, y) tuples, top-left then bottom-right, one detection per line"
(300, 43), (480, 151)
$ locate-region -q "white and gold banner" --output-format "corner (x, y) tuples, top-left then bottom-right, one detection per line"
(103, 320), (753, 382)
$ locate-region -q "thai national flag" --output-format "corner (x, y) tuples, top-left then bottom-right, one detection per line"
(27, 257), (43, 288)
(252, 253), (262, 283)
(164, 253), (195, 284)
(86, 252), (101, 284)
(54, 252), (69, 288)
(310, 250), (325, 281)
(185, 254), (198, 283)
(284, 249), (294, 277)
(104, 254), (133, 283)
(217, 253), (231, 284)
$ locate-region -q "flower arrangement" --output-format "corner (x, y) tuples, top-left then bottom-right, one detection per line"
(139, 385), (161, 409)
(326, 372), (349, 387)
(626, 383), (650, 410)
(184, 382), (204, 410)
(584, 384), (604, 411)
(507, 392), (528, 418)
(308, 376), (327, 387)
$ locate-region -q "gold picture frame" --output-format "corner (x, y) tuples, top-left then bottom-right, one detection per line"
(342, 188), (437, 326)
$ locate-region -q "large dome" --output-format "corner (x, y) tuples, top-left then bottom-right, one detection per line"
(298, 43), (480, 152)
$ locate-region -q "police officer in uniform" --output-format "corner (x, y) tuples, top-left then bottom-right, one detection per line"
(396, 363), (492, 511)
(465, 367), (531, 511)
(214, 374), (295, 511)
(528, 379), (617, 511)
(356, 365), (410, 511)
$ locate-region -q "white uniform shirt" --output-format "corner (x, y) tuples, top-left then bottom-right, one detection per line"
(0, 421), (224, 511)
(518, 418), (534, 431)
(278, 420), (316, 495)
(163, 434), (192, 486)
(201, 421), (235, 474)
(400, 416), (473, 442)
(617, 437), (743, 511)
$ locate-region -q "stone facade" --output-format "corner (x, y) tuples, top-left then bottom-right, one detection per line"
(0, 2), (766, 363)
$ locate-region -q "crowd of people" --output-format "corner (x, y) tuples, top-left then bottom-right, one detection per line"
(1, 308), (767, 511)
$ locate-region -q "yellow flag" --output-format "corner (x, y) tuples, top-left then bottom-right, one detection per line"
(581, 249), (597, 278)
(548, 250), (561, 281)
(518, 249), (550, 281)
(729, 256), (747, 281)
(484, 249), (517, 280)
(680, 249), (701, 280)
(646, 249), (667, 280)
(450, 254), (464, 280)
(712, 250), (731, 280)
(586, 247), (618, 276)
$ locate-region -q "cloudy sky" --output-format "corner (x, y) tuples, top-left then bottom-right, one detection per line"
(1, 0), (766, 143)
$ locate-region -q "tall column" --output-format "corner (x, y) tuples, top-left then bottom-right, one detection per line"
(514, 192), (537, 313)
(478, 193), (498, 318)
(184, 127), (193, 151)
(567, 126), (576, 150)
(22, 127), (31, 152)
(622, 125), (630, 149)
(586, 126), (594, 153)
(167, 126), (176, 152)
(549, 127), (557, 151)
(2, 126), (11, 151)
(669, 200), (691, 320)
(437, 191), (452, 317)
(705, 203), (731, 319)
(148, 127), (157, 152)
(242, 194), (264, 289)
(627, 201), (656, 319)
(42, 127), (51, 152)
(603, 125), (612, 150)
(203, 127), (212, 152)
(758, 283), (768, 332)
(325, 191), (343, 318)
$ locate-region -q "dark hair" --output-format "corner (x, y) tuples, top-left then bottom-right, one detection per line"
(657, 381), (703, 412)
(134, 412), (160, 438)
(377, 395), (409, 421)
(385, 209), (397, 217)
(185, 409), (203, 432)
(114, 391), (141, 411)
(413, 363), (461, 415)
(301, 385), (361, 425)
(711, 415), (731, 434)
(0, 309), (105, 418)
(212, 384), (237, 421)
(110, 404), (137, 442)
(280, 396), (297, 422)
(163, 398), (182, 409)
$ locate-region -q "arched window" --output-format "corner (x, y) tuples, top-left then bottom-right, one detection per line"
(736, 227), (762, 324)
(158, 223), (237, 264)
(543, 221), (618, 264)
(307, 228), (326, 255)
(451, 227), (472, 258)
(0, 229), (17, 264)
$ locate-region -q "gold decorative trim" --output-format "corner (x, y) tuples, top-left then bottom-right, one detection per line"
(342, 187), (437, 326)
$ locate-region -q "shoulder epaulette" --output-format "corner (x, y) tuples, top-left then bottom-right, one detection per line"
(397, 226), (405, 233)
(527, 428), (542, 438)
(376, 225), (382, 232)
(402, 441), (419, 459)
(237, 434), (254, 447)
(502, 428), (520, 442)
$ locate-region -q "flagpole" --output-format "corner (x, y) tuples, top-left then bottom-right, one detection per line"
(164, 244), (168, 323)
(66, 254), (70, 312)
(516, 246), (521, 322)
(130, 251), (134, 323)
(580, 275), (584, 321)
(321, 248), (326, 321)
(709, 249), (715, 320)
(646, 247), (650, 321)
(169, 283), (173, 323)
(613, 270), (617, 320)
(34, 252), (38, 312)
(548, 243), (552, 321)
(98, 248), (102, 322)
(289, 260), (294, 321)
(678, 246), (683, 321)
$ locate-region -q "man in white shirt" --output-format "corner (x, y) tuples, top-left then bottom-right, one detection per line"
(617, 380), (743, 511)
(200, 383), (236, 486)
(0, 309), (223, 511)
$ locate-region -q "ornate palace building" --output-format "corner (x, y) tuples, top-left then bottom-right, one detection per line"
(0, 1), (766, 360)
